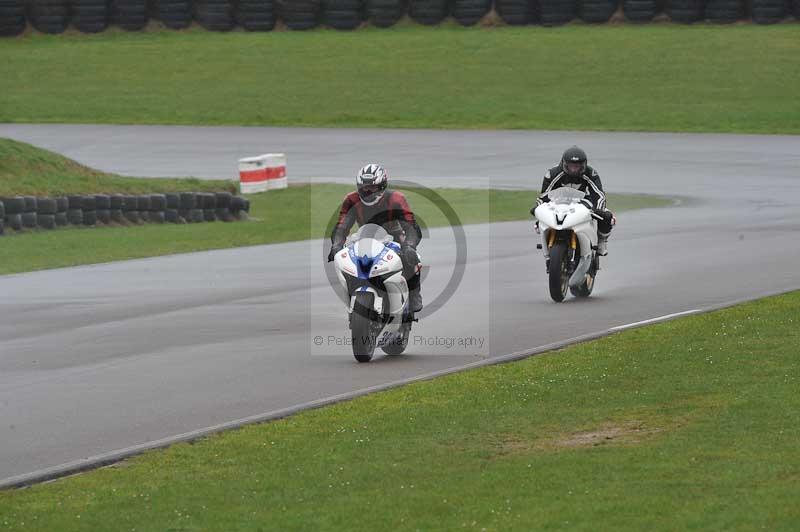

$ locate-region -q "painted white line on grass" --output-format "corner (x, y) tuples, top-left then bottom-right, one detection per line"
(609, 309), (702, 331)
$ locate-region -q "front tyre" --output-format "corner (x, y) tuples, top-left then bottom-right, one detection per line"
(548, 242), (570, 302)
(351, 293), (378, 362)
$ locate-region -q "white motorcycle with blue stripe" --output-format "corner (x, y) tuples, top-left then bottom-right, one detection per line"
(334, 223), (415, 362)
(534, 187), (601, 302)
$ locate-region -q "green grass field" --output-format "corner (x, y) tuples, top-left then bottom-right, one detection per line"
(2, 290), (798, 530)
(0, 138), (670, 274)
(1, 24), (799, 133)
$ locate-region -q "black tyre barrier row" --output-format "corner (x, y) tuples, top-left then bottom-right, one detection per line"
(410, 0), (448, 25)
(452, 0), (492, 25)
(0, 192), (250, 235)
(3, 0), (798, 35)
(0, 0), (26, 36)
(237, 0), (275, 30)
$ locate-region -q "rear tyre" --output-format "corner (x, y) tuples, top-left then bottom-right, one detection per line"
(381, 319), (412, 355)
(570, 256), (597, 298)
(351, 292), (378, 362)
(548, 242), (570, 302)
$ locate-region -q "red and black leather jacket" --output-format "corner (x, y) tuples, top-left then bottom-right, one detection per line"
(330, 189), (421, 248)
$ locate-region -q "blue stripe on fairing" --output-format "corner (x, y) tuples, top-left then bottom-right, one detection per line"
(349, 241), (392, 279)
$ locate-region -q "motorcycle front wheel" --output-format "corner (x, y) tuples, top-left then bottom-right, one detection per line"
(548, 242), (570, 302)
(351, 293), (379, 362)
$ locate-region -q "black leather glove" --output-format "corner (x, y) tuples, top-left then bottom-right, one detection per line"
(592, 208), (613, 222)
(327, 244), (343, 262)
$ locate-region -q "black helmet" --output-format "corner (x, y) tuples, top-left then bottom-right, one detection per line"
(561, 146), (587, 178)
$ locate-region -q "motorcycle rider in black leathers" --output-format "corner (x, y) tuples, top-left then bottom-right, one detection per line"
(534, 146), (615, 255)
(327, 164), (423, 312)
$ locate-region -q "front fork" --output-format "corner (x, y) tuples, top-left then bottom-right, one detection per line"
(541, 230), (577, 274)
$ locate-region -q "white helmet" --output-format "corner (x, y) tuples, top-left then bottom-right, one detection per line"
(356, 163), (388, 206)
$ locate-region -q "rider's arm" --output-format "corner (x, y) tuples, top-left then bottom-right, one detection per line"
(392, 192), (421, 248)
(330, 194), (357, 247)
(537, 170), (555, 206)
(583, 168), (607, 211)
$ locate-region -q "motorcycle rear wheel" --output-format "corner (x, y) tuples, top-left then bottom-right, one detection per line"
(381, 319), (412, 355)
(571, 254), (598, 298)
(548, 242), (570, 302)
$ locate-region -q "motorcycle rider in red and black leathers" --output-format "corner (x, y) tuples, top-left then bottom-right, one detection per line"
(534, 146), (615, 255)
(327, 164), (423, 312)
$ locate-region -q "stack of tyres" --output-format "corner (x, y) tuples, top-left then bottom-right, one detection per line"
(230, 196), (250, 220)
(236, 0), (275, 30)
(278, 0), (320, 29)
(28, 0), (69, 33)
(540, 0), (576, 24)
(198, 193), (217, 222)
(55, 197), (68, 226)
(0, 200), (4, 235)
(136, 195), (151, 223)
(112, 0), (148, 30)
(495, 0), (538, 23)
(623, 0), (657, 20)
(364, 0), (405, 26)
(110, 194), (125, 223)
(0, 0), (26, 37)
(668, 0), (703, 21)
(1, 196), (24, 231)
(165, 193), (180, 223)
(95, 194), (111, 224)
(22, 196), (38, 229)
(149, 194), (167, 223)
(157, 0), (193, 28)
(323, 0), (362, 29)
(179, 192), (199, 222)
(72, 0), (109, 32)
(451, 0), (491, 25)
(408, 0), (447, 24)
(794, 0), (799, 19)
(36, 197), (57, 229)
(123, 194), (140, 224)
(214, 192), (234, 221)
(580, 0), (617, 22)
(196, 0), (235, 30)
(82, 195), (97, 226)
(704, 0), (741, 21)
(67, 195), (84, 225)
(751, 0), (785, 23)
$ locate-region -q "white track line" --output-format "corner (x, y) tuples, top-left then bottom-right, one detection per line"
(609, 309), (701, 331)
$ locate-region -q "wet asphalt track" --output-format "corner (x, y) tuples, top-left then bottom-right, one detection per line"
(0, 124), (799, 486)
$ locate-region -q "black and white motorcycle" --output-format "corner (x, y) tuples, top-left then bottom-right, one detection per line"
(533, 187), (601, 302)
(332, 224), (416, 362)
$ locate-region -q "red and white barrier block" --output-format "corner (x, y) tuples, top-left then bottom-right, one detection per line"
(238, 153), (287, 194)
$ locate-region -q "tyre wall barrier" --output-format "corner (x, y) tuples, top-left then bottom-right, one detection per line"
(4, 0), (796, 36)
(0, 0), (26, 36)
(0, 192), (251, 236)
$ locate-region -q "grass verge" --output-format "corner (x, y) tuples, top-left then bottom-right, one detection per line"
(2, 290), (798, 530)
(1, 24), (799, 133)
(0, 139), (670, 274)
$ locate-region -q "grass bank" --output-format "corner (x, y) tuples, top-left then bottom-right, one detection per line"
(2, 290), (798, 530)
(1, 25), (799, 133)
(0, 139), (670, 274)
